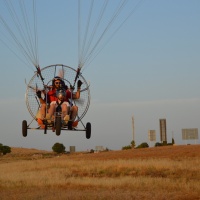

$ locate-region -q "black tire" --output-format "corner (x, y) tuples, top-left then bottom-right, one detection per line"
(68, 120), (73, 130)
(44, 124), (47, 134)
(22, 120), (28, 137)
(55, 117), (62, 136)
(86, 122), (91, 139)
(43, 120), (47, 134)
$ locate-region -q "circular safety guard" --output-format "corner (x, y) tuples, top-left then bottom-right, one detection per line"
(25, 64), (90, 121)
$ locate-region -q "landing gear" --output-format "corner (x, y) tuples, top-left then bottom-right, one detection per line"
(55, 117), (62, 136)
(23, 64), (91, 138)
(68, 120), (73, 130)
(86, 122), (91, 139)
(22, 120), (28, 137)
(44, 123), (47, 134)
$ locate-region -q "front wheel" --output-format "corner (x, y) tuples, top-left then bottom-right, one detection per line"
(55, 117), (62, 136)
(22, 120), (28, 137)
(68, 120), (72, 130)
(86, 122), (91, 139)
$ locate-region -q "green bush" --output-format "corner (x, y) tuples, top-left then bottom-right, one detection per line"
(122, 145), (132, 150)
(0, 143), (11, 155)
(136, 142), (149, 148)
(52, 143), (65, 154)
(155, 141), (174, 147)
(155, 142), (162, 147)
(163, 141), (167, 146)
(131, 140), (135, 148)
(90, 149), (95, 153)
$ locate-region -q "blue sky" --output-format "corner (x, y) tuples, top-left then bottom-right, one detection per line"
(0, 0), (200, 151)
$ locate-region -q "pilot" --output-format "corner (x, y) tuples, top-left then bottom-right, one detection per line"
(36, 76), (82, 129)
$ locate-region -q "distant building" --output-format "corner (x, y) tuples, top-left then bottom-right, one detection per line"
(159, 119), (167, 142)
(69, 146), (76, 153)
(95, 146), (104, 152)
(182, 128), (198, 140)
(148, 130), (156, 141)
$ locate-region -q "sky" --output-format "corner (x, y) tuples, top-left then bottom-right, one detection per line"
(0, 0), (200, 151)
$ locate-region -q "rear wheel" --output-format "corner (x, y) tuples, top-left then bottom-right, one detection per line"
(22, 120), (28, 137)
(43, 119), (48, 134)
(86, 122), (91, 139)
(44, 124), (47, 134)
(55, 117), (62, 136)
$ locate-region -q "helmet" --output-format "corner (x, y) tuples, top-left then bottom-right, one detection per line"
(56, 89), (66, 101)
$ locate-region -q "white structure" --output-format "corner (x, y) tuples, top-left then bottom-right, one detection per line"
(148, 130), (156, 147)
(95, 146), (104, 152)
(70, 146), (76, 153)
(148, 130), (156, 141)
(182, 128), (198, 144)
(132, 116), (135, 142)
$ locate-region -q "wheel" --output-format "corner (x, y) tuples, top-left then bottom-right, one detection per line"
(22, 120), (28, 137)
(86, 122), (91, 139)
(68, 120), (72, 130)
(44, 124), (47, 134)
(55, 117), (62, 136)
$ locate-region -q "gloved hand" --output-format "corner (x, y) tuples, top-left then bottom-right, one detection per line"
(64, 85), (68, 90)
(77, 80), (83, 88)
(70, 85), (75, 90)
(36, 90), (42, 98)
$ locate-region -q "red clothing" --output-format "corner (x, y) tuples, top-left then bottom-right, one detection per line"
(66, 90), (72, 101)
(47, 89), (57, 103)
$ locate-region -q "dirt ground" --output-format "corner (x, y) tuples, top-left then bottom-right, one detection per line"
(0, 145), (200, 200)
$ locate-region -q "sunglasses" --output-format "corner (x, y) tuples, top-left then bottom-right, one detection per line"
(55, 82), (61, 84)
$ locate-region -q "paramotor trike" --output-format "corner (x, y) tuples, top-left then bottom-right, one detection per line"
(22, 64), (91, 139)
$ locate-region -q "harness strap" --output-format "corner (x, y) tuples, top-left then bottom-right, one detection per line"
(56, 100), (64, 106)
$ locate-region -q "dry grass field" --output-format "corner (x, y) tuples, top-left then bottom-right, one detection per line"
(0, 145), (200, 200)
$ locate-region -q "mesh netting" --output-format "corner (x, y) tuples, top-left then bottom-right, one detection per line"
(25, 64), (90, 121)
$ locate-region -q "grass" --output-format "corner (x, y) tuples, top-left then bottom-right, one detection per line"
(0, 145), (200, 199)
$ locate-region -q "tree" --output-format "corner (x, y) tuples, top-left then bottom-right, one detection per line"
(52, 143), (65, 154)
(136, 142), (149, 148)
(155, 142), (162, 147)
(0, 144), (11, 155)
(163, 141), (167, 146)
(172, 138), (175, 145)
(90, 149), (94, 153)
(122, 145), (132, 150)
(131, 140), (135, 148)
(0, 143), (2, 155)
